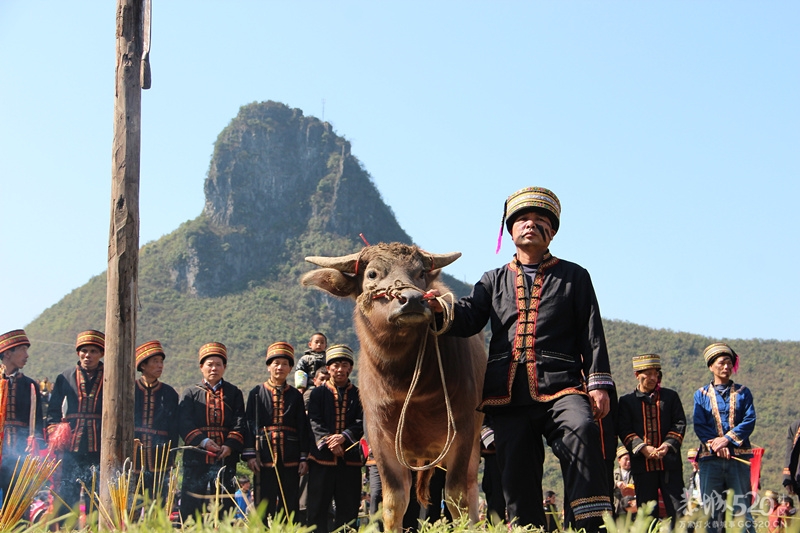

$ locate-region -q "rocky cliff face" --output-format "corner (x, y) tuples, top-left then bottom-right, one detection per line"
(170, 101), (412, 297)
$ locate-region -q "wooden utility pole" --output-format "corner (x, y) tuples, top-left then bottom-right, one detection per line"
(101, 0), (150, 517)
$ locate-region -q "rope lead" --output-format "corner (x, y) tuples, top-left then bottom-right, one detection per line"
(393, 291), (457, 471)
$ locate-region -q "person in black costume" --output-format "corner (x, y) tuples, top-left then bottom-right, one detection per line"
(243, 342), (309, 522)
(428, 187), (614, 531)
(178, 342), (245, 521)
(46, 330), (106, 512)
(0, 329), (44, 505)
(133, 340), (179, 502)
(305, 345), (364, 533)
(618, 353), (686, 525)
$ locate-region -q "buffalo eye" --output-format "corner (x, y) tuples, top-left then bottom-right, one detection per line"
(366, 269), (378, 280)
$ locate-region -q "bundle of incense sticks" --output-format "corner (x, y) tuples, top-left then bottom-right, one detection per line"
(0, 454), (60, 529)
(82, 442), (179, 528)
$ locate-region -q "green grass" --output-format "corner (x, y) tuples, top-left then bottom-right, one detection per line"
(15, 500), (800, 533)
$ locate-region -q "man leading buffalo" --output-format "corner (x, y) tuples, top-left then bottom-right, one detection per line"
(428, 186), (614, 531)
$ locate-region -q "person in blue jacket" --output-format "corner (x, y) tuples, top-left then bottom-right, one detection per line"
(693, 342), (756, 533)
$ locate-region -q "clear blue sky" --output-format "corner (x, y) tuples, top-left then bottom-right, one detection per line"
(1, 2), (798, 341)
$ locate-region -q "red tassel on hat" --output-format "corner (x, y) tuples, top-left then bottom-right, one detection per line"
(495, 226), (504, 254)
(495, 199), (507, 254)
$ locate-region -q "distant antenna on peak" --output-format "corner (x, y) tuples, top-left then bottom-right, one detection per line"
(322, 98), (326, 122)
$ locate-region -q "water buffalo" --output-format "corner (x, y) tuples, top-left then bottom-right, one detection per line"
(301, 243), (486, 530)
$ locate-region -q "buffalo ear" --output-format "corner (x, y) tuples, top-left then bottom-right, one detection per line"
(301, 268), (360, 298)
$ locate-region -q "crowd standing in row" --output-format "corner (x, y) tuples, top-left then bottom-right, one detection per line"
(0, 329), (368, 530)
(0, 187), (798, 532)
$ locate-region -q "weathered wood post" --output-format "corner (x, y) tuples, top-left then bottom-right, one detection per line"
(100, 0), (150, 518)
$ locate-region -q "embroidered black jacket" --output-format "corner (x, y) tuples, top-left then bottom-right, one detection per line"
(618, 386), (686, 473)
(46, 363), (104, 453)
(307, 381), (363, 466)
(178, 380), (246, 466)
(448, 253), (614, 409)
(134, 378), (179, 472)
(242, 381), (309, 467)
(1, 371), (45, 457)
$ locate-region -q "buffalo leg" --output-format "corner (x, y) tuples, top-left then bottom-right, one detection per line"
(379, 459), (412, 531)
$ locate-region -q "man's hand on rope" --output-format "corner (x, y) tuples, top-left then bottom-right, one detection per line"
(424, 290), (444, 312)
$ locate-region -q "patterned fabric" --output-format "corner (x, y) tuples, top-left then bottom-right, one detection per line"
(266, 342), (294, 366)
(325, 344), (354, 366)
(571, 495), (613, 522)
(0, 330), (29, 352)
(75, 330), (104, 351)
(0, 371), (44, 455)
(242, 380), (308, 467)
(510, 253), (584, 403)
(198, 342), (227, 364)
(178, 380), (243, 520)
(449, 253), (614, 408)
(179, 380), (246, 465)
(618, 387), (686, 473)
(446, 246), (613, 530)
(135, 341), (165, 370)
(134, 378), (179, 472)
(71, 367), (103, 452)
(693, 381), (756, 460)
(46, 363), (104, 453)
(503, 187), (561, 231)
(307, 380), (363, 467)
(703, 342), (738, 367)
(632, 353), (661, 371)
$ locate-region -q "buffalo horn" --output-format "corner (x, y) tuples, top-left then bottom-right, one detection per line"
(423, 251), (462, 270)
(305, 252), (362, 273)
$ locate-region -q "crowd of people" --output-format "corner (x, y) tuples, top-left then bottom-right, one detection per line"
(0, 329), (368, 529)
(0, 186), (798, 532)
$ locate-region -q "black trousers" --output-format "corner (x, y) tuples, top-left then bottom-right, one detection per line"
(492, 394), (612, 531)
(180, 461), (237, 521)
(298, 466), (309, 523)
(132, 468), (173, 504)
(425, 468), (453, 522)
(57, 451), (101, 510)
(481, 453), (506, 523)
(368, 464), (382, 520)
(633, 468), (684, 525)
(306, 461), (361, 533)
(255, 463), (300, 522)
